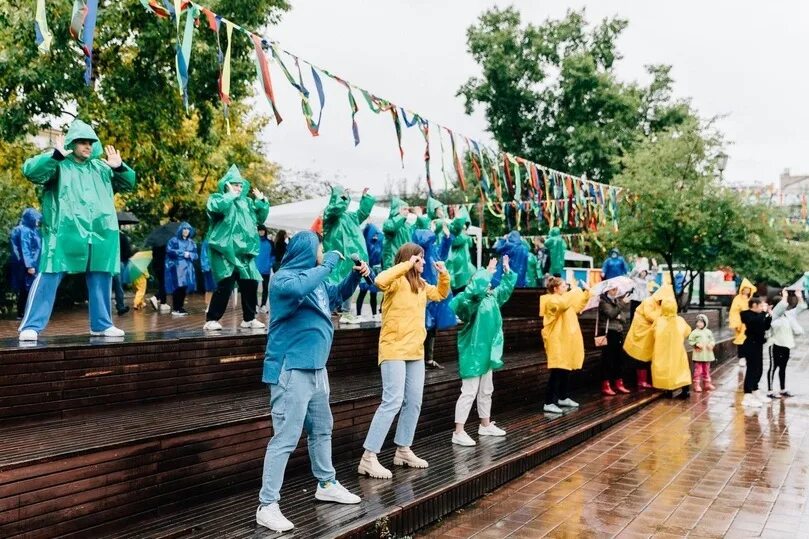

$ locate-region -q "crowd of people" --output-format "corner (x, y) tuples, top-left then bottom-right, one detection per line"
(7, 119), (808, 533)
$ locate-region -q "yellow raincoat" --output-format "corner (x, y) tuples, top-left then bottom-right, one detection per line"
(729, 278), (755, 345)
(539, 287), (591, 370)
(651, 299), (692, 390)
(623, 285), (676, 362)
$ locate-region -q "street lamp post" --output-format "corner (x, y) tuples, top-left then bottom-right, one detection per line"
(700, 152), (729, 309)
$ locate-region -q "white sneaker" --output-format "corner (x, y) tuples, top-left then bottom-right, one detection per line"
(754, 390), (770, 404)
(478, 423), (506, 436)
(171, 310), (188, 317)
(159, 304), (172, 314)
(256, 503), (294, 532)
(544, 403), (563, 414)
(741, 393), (762, 408)
(314, 480), (361, 504)
(558, 398), (580, 408)
(357, 453), (392, 479)
(90, 326), (125, 338)
(149, 296), (159, 311)
(739, 357), (747, 368)
(339, 314), (361, 325)
(259, 305), (269, 314)
(452, 430), (477, 446)
(373, 313), (382, 323)
(18, 329), (38, 342)
(393, 447), (429, 468)
(240, 319), (265, 329)
(203, 320), (223, 331)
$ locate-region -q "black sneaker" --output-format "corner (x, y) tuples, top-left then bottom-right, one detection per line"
(781, 391), (794, 398)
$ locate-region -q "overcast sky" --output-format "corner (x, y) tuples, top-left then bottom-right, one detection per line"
(253, 0), (809, 193)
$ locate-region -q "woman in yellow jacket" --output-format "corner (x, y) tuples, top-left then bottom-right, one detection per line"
(540, 276), (591, 414)
(651, 299), (692, 394)
(358, 243), (450, 479)
(729, 278), (755, 367)
(623, 284), (675, 388)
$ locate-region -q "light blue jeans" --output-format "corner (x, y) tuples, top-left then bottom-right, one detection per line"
(258, 368), (335, 505)
(19, 271), (113, 333)
(363, 360), (426, 453)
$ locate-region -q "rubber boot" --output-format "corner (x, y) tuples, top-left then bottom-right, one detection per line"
(703, 376), (715, 391)
(692, 379), (703, 392)
(601, 380), (616, 396)
(614, 379), (631, 394)
(637, 369), (652, 389)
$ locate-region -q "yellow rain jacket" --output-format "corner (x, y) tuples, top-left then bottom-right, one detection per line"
(651, 299), (692, 390)
(729, 278), (755, 345)
(623, 285), (676, 362)
(376, 260), (450, 363)
(539, 286), (591, 371)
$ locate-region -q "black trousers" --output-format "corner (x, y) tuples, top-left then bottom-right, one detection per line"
(172, 286), (187, 311)
(629, 300), (641, 322)
(356, 289), (378, 315)
(16, 288), (29, 319)
(152, 246), (167, 303)
(545, 368), (570, 405)
(424, 327), (437, 362)
(602, 330), (625, 381)
(737, 342), (747, 360)
(743, 342), (764, 393)
(206, 271), (258, 322)
(768, 344), (790, 392)
(261, 274), (270, 308)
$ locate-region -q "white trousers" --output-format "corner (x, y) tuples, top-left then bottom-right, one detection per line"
(454, 369), (494, 424)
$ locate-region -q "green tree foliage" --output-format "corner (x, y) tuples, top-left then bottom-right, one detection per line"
(458, 7), (691, 184)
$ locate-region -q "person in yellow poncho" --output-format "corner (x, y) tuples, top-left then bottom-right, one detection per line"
(623, 284), (676, 388)
(729, 278), (756, 368)
(651, 299), (692, 395)
(540, 276), (591, 414)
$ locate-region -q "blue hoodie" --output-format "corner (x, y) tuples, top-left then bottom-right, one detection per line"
(257, 233), (275, 276)
(9, 208), (42, 291)
(165, 222), (198, 294)
(492, 231), (529, 288)
(262, 232), (362, 384)
(601, 249), (629, 280)
(360, 223), (383, 293)
(413, 228), (456, 330)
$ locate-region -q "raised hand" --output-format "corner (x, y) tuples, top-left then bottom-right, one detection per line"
(487, 258), (497, 274)
(409, 254), (422, 265)
(503, 255), (510, 273)
(102, 145), (122, 168)
(362, 187), (370, 196)
(252, 187), (266, 200)
(434, 261), (447, 273)
(354, 260), (371, 277)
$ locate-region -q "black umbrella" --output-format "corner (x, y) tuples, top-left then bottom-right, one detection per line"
(116, 211), (139, 225)
(144, 222), (181, 248)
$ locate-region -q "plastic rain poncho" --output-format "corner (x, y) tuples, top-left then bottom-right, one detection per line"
(361, 223), (383, 293)
(164, 222), (198, 294)
(539, 286), (591, 370)
(205, 165), (270, 283)
(413, 228), (456, 330)
(492, 230), (529, 288)
(451, 268), (517, 379)
(729, 278), (756, 345)
(623, 284), (676, 362)
(9, 208), (42, 291)
(447, 209), (475, 289)
(322, 185), (375, 284)
(544, 227), (567, 277)
(651, 299), (692, 390)
(526, 249), (539, 288)
(382, 197), (413, 269)
(21, 120), (137, 274)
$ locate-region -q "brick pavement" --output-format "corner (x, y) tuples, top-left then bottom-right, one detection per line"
(420, 330), (809, 538)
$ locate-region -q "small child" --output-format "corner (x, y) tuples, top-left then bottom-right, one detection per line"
(450, 256), (516, 446)
(768, 289), (806, 398)
(688, 314), (716, 392)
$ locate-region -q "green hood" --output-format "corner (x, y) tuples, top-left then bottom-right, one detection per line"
(388, 196), (405, 218)
(64, 119), (103, 159)
(328, 185), (350, 214)
(548, 227), (561, 238)
(217, 164), (251, 195)
(426, 197), (444, 220)
(466, 268), (493, 299)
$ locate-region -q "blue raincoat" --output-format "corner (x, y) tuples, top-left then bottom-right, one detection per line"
(360, 223), (383, 293)
(257, 234), (275, 276)
(200, 238), (216, 292)
(492, 231), (529, 288)
(165, 222), (198, 294)
(9, 208), (42, 291)
(601, 249), (630, 280)
(413, 228), (456, 330)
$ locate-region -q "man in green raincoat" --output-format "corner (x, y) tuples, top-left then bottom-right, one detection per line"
(447, 208), (475, 293)
(382, 197), (415, 269)
(545, 227), (567, 277)
(18, 120), (136, 342)
(204, 165), (270, 331)
(322, 186), (375, 285)
(426, 197), (449, 237)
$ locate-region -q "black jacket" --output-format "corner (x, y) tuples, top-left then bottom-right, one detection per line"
(740, 310), (772, 345)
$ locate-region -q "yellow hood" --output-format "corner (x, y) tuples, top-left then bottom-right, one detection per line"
(652, 284), (675, 303)
(738, 278), (755, 296)
(661, 298), (678, 317)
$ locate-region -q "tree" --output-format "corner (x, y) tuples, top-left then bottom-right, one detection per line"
(458, 7), (691, 184)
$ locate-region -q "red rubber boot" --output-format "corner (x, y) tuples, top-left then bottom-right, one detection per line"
(614, 379), (631, 394)
(637, 369), (652, 389)
(602, 380), (616, 396)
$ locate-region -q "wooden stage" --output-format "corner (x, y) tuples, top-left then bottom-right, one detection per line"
(0, 289), (734, 538)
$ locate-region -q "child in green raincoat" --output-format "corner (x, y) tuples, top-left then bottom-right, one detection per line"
(447, 209), (475, 293)
(450, 256), (517, 446)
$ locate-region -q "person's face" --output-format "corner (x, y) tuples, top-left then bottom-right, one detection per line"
(73, 139), (93, 160)
(608, 288), (619, 298)
(182, 228), (190, 239)
(611, 252), (618, 259)
(259, 229), (266, 237)
(316, 243), (324, 265)
(228, 182), (243, 195)
(742, 287), (752, 298)
(696, 320), (706, 329)
(436, 207), (445, 219)
(639, 270), (648, 279)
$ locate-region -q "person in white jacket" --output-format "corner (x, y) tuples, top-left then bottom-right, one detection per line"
(767, 289), (806, 398)
(629, 262), (658, 321)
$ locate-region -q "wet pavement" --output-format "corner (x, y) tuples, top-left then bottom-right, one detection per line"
(420, 326), (809, 538)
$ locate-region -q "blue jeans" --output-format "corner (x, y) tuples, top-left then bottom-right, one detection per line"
(258, 368), (335, 505)
(19, 271), (113, 333)
(363, 360), (425, 453)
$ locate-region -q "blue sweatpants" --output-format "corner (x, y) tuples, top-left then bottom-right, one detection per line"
(19, 272), (113, 334)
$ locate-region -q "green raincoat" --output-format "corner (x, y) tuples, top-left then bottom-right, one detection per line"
(447, 210), (475, 289)
(322, 185), (375, 283)
(451, 268), (517, 379)
(382, 197), (413, 269)
(21, 120), (136, 274)
(206, 165), (270, 283)
(545, 227), (567, 277)
(426, 197), (449, 239)
(526, 252), (539, 287)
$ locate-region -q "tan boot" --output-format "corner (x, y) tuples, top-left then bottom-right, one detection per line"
(393, 446), (429, 469)
(357, 452), (392, 479)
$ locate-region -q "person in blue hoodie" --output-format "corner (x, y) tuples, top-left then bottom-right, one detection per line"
(164, 222), (198, 316)
(9, 208), (42, 319)
(357, 223), (383, 318)
(492, 230), (529, 288)
(601, 248), (630, 280)
(256, 231), (369, 533)
(199, 237), (216, 309)
(257, 225), (275, 313)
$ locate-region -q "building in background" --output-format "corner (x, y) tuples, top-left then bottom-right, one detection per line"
(780, 169), (809, 195)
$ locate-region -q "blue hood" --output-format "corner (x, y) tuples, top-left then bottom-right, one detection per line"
(506, 230), (522, 246)
(175, 221), (196, 240)
(413, 228), (436, 250)
(21, 208), (41, 229)
(281, 231), (319, 271)
(363, 223), (383, 266)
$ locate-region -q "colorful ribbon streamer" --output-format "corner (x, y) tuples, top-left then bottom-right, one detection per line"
(175, 4), (199, 110)
(252, 36), (283, 124)
(34, 0), (52, 53)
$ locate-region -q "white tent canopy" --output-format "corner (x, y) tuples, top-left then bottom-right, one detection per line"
(264, 196), (483, 267)
(564, 250), (593, 267)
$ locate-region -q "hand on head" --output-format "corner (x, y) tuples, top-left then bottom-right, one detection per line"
(487, 258), (497, 274)
(502, 255), (510, 273)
